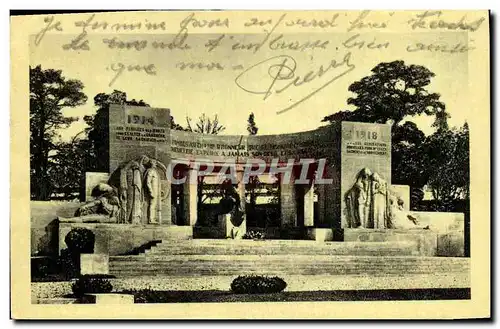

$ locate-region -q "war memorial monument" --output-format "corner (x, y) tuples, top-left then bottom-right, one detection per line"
(30, 104), (469, 300)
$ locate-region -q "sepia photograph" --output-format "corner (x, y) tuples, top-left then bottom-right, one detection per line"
(10, 9), (490, 319)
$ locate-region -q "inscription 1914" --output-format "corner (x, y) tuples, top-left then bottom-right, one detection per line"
(127, 115), (155, 125)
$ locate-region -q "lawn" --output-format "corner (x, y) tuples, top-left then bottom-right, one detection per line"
(121, 288), (471, 303)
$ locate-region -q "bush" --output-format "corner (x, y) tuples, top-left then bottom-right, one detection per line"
(122, 289), (163, 303)
(65, 228), (95, 254)
(242, 230), (266, 240)
(71, 275), (113, 297)
(231, 275), (287, 294)
(58, 248), (79, 279)
(31, 256), (54, 279)
(60, 228), (96, 279)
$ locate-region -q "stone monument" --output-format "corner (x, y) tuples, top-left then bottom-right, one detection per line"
(340, 121), (392, 228)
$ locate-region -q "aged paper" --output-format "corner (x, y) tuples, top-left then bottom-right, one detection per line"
(11, 10), (490, 319)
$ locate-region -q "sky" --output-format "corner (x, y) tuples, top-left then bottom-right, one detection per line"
(30, 29), (471, 142)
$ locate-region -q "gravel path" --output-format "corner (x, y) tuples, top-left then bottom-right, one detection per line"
(31, 273), (469, 300)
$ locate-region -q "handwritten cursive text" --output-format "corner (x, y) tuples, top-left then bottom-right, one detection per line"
(235, 52), (355, 114)
(108, 63), (157, 87)
(34, 16), (63, 46)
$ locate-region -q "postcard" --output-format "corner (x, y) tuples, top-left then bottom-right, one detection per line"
(11, 10), (490, 319)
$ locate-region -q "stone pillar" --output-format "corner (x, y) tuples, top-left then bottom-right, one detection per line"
(183, 168), (198, 226)
(304, 182), (315, 227)
(160, 180), (172, 225)
(280, 171), (297, 227)
(317, 166), (336, 228)
(317, 184), (326, 226)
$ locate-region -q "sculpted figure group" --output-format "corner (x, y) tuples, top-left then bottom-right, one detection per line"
(345, 168), (429, 230)
(62, 155), (167, 225)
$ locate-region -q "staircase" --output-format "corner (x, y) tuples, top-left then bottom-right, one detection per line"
(109, 239), (470, 278)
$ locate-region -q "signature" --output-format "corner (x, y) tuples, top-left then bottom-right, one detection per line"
(234, 52), (355, 114)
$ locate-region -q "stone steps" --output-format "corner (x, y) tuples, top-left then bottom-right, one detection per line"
(109, 239), (469, 278)
(147, 240), (420, 256)
(109, 254), (469, 277)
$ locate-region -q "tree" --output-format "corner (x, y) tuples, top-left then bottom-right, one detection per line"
(30, 65), (87, 200)
(423, 123), (470, 210)
(247, 112), (259, 135)
(322, 61), (450, 207)
(49, 134), (94, 200)
(186, 113), (225, 134)
(84, 90), (150, 172)
(323, 61), (449, 128)
(391, 122), (428, 205)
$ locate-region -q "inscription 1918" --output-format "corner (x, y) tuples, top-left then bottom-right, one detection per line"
(354, 129), (378, 140)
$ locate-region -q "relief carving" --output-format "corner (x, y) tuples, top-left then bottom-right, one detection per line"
(64, 155), (167, 224)
(345, 168), (429, 230)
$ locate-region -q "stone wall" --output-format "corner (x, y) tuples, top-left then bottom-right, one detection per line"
(343, 228), (438, 256)
(412, 211), (465, 257)
(412, 211), (464, 233)
(31, 201), (194, 256)
(58, 223), (193, 255)
(30, 201), (84, 256)
(170, 124), (339, 164)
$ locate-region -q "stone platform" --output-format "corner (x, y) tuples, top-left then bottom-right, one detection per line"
(59, 223), (193, 256)
(341, 228), (438, 256)
(307, 228), (464, 257)
(109, 239), (470, 278)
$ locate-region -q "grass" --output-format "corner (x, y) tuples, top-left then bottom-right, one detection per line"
(121, 288), (471, 303)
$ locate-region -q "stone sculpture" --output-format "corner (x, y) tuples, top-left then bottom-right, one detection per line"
(345, 168), (430, 230)
(345, 168), (373, 228)
(345, 169), (391, 229)
(371, 172), (391, 229)
(129, 160), (144, 224)
(144, 160), (161, 224)
(59, 183), (121, 223)
(389, 197), (430, 229)
(67, 155), (167, 225)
